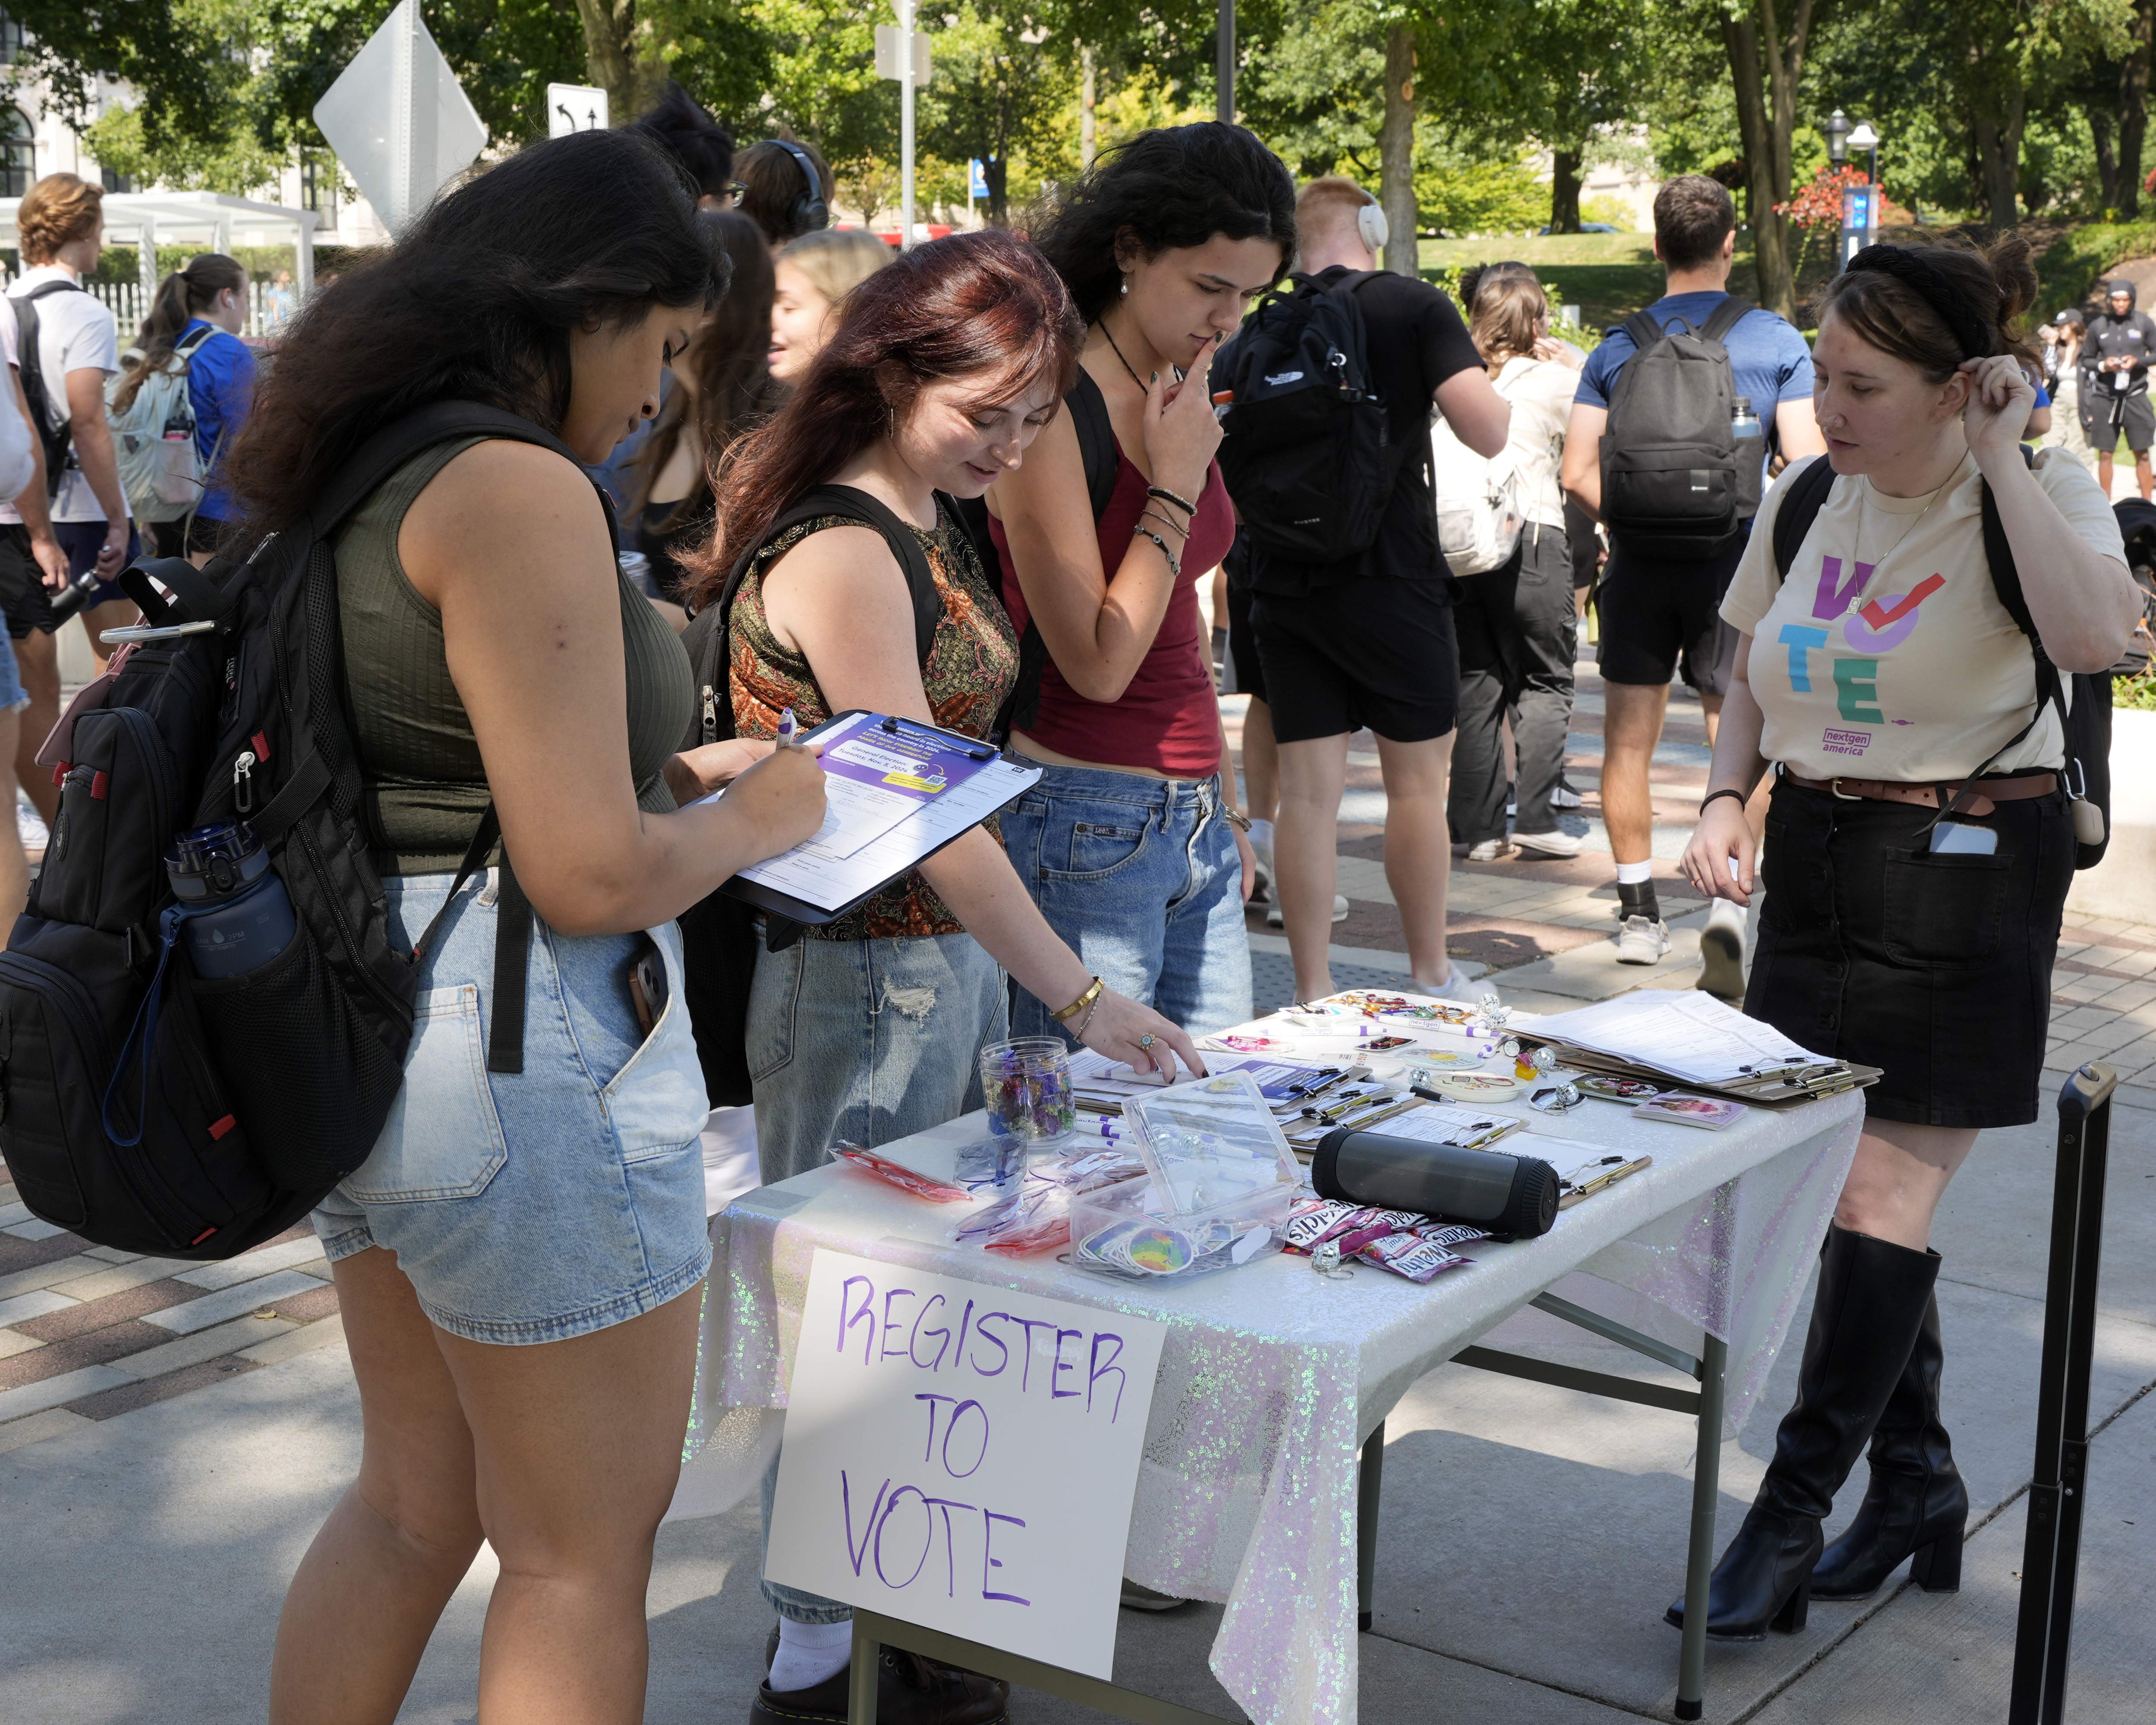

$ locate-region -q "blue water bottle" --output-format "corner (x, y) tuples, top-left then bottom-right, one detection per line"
(165, 821), (297, 980)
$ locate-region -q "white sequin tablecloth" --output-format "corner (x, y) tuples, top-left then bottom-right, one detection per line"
(670, 1067), (1861, 1725)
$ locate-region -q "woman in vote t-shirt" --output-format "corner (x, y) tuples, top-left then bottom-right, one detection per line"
(1670, 238), (2137, 1647)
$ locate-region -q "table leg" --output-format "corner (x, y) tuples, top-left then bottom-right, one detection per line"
(850, 1618), (881, 1725)
(1676, 1333), (1728, 1722)
(1357, 1419), (1386, 1633)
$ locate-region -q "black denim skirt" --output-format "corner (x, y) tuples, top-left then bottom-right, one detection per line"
(1745, 776), (2075, 1129)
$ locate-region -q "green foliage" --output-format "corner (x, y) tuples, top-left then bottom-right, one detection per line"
(2113, 672), (2156, 709)
(2034, 220), (2156, 315)
(1579, 194), (1634, 229)
(1416, 148), (1549, 235)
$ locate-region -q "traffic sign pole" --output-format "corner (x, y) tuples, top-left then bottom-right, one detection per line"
(900, 0), (916, 249)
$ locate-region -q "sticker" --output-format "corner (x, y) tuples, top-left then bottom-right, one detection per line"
(1421, 1071), (1522, 1101)
(1633, 1093), (1747, 1131)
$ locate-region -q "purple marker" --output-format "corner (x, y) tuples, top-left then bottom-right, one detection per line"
(776, 706), (798, 746)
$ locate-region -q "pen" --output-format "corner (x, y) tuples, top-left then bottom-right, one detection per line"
(776, 708), (798, 747)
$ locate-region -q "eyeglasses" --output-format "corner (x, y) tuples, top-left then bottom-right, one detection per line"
(725, 182), (748, 203)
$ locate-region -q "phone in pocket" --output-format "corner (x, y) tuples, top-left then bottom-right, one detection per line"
(628, 948), (666, 1038)
(1932, 821), (1999, 856)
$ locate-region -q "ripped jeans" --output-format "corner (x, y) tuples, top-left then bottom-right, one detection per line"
(746, 928), (1007, 1188)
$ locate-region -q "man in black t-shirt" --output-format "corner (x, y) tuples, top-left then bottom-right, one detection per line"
(1240, 176), (1509, 1007)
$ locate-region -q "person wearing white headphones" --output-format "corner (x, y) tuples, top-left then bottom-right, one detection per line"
(1245, 175), (1511, 1005)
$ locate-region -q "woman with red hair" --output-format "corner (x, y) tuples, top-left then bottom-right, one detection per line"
(684, 230), (1202, 1723)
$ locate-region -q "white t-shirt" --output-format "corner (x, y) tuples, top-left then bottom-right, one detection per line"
(1721, 448), (2125, 781)
(1492, 354), (1582, 530)
(0, 304), (32, 503)
(1, 265), (124, 525)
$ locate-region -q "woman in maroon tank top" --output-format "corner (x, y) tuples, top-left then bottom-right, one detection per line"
(988, 124), (1296, 1041)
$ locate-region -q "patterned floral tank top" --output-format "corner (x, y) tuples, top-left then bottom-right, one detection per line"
(729, 500), (1019, 941)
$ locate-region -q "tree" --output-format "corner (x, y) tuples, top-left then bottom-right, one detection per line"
(1379, 22), (1416, 270)
(921, 3), (1072, 224)
(1717, 0), (1829, 320)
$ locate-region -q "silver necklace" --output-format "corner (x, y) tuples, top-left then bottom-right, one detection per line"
(1843, 458), (1962, 615)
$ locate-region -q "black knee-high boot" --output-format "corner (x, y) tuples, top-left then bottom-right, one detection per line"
(1665, 1224), (1940, 1640)
(1808, 1289), (1966, 1599)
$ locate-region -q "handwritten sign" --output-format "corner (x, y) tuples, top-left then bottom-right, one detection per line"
(766, 1248), (1167, 1678)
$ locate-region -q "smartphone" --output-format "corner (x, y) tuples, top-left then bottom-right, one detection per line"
(1933, 821), (1999, 856)
(628, 949), (666, 1037)
(1366, 1035), (1414, 1051)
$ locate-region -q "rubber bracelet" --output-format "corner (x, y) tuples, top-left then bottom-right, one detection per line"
(1146, 484), (1199, 517)
(1052, 975), (1105, 1023)
(1699, 787), (1750, 815)
(1139, 507), (1190, 539)
(1133, 527), (1182, 578)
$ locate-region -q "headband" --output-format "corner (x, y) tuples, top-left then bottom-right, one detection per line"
(1844, 245), (1995, 362)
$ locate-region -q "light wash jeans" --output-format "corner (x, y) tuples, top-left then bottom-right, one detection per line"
(746, 926), (1006, 1620)
(998, 763), (1252, 1041)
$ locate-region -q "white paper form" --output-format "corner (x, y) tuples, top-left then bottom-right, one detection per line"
(1526, 991), (1832, 1085)
(797, 715), (993, 860)
(733, 742), (1040, 913)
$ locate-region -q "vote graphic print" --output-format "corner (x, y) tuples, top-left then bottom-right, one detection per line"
(1777, 552), (1950, 754)
(766, 1248), (1169, 1678)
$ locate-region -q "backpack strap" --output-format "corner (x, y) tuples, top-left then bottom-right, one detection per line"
(15, 282), (86, 496)
(1770, 455), (1840, 582)
(1698, 295), (1755, 344)
(1620, 309), (1670, 354)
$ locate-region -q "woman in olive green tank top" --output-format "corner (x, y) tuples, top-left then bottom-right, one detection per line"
(222, 133), (827, 1720)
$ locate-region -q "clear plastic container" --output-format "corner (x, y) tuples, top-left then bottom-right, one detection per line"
(978, 1035), (1076, 1150)
(1067, 1173), (1294, 1284)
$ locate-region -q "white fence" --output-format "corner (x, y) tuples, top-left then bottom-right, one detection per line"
(82, 278), (294, 342)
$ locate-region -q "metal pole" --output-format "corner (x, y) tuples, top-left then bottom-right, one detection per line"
(1675, 1332), (1727, 1722)
(899, 0), (916, 249)
(849, 1618), (881, 1724)
(1216, 0), (1234, 124)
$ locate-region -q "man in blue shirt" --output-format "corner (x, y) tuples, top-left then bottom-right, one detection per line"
(1560, 174), (1825, 972)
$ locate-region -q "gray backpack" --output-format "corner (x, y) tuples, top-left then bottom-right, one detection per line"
(1597, 296), (1758, 562)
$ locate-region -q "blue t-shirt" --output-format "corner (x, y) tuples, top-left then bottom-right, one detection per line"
(1575, 292), (1814, 432)
(181, 320), (256, 521)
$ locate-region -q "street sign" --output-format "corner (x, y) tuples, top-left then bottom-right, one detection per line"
(969, 158), (990, 200)
(312, 0), (487, 234)
(874, 24), (932, 83)
(547, 82), (609, 138)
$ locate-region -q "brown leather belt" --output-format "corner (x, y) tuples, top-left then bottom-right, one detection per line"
(1781, 769), (2058, 818)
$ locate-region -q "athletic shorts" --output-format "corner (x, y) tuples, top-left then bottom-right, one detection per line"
(0, 521), (137, 639)
(2078, 383), (2156, 455)
(1595, 531), (1748, 696)
(1249, 576), (1459, 744)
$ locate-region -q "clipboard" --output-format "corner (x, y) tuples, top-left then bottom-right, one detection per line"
(715, 709), (1043, 925)
(1512, 1035), (1881, 1109)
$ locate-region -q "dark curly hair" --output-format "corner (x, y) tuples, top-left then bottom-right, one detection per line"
(627, 82), (736, 203)
(227, 129), (725, 536)
(1032, 122), (1296, 323)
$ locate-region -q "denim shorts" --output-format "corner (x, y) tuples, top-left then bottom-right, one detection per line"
(313, 872), (713, 1344)
(1000, 763), (1251, 1043)
(0, 627), (25, 714)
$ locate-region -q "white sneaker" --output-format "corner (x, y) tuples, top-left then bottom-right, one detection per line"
(1613, 915), (1671, 965)
(1465, 838), (1511, 863)
(1424, 964), (1499, 1010)
(1514, 829), (1583, 859)
(1698, 900), (1746, 1002)
(1267, 895), (1349, 928)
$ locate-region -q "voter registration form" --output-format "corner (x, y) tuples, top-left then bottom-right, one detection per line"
(714, 711), (1042, 918)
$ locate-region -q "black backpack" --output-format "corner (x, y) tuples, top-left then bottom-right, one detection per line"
(15, 279), (89, 499)
(0, 401), (599, 1257)
(1598, 296), (1760, 562)
(675, 485), (953, 1108)
(1213, 271), (1395, 562)
(1770, 452), (2112, 869)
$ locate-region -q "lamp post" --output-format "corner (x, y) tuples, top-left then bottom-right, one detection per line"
(1825, 109), (1851, 166)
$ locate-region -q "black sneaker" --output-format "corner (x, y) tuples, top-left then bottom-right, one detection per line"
(752, 1643), (1009, 1725)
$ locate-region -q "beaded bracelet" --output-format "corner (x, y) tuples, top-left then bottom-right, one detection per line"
(1146, 484), (1199, 517)
(1072, 995), (1102, 1040)
(1133, 526), (1182, 577)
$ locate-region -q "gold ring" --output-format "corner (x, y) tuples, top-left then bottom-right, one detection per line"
(1139, 1033), (1156, 1051)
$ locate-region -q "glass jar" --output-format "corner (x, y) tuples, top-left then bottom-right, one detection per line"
(978, 1035), (1077, 1150)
